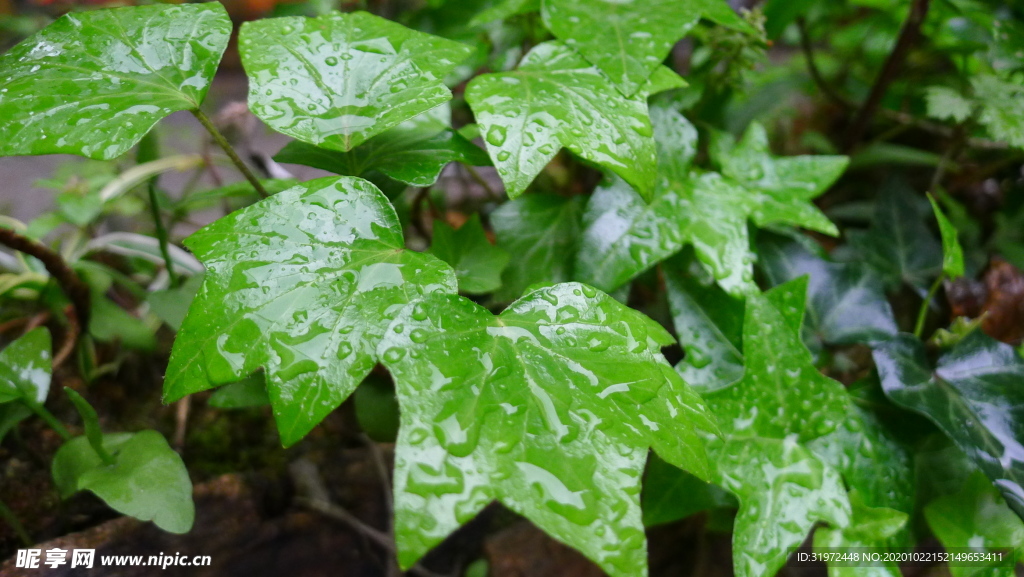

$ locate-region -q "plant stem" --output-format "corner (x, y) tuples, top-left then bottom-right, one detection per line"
(24, 400), (72, 441)
(0, 498), (32, 546)
(0, 227), (90, 333)
(147, 181), (178, 286)
(192, 109), (268, 199)
(844, 0), (932, 151)
(914, 274), (945, 339)
(797, 18), (853, 110)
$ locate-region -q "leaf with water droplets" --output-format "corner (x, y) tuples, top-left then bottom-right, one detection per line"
(491, 193), (584, 302)
(758, 233), (897, 348)
(874, 332), (1024, 520)
(0, 328), (51, 406)
(926, 472), (1024, 577)
(466, 41), (668, 199)
(164, 176), (457, 447)
(542, 0), (751, 96)
(575, 107), (758, 295)
(240, 11), (473, 152)
(429, 214), (510, 294)
(813, 494), (908, 577)
(274, 105), (490, 187)
(379, 283), (717, 577)
(0, 2), (230, 159)
(711, 123), (846, 236)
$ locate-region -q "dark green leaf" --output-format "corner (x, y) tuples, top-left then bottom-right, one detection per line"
(0, 3), (230, 159)
(354, 374), (400, 443)
(239, 11), (473, 152)
(642, 452), (735, 527)
(207, 374), (269, 409)
(164, 176), (457, 447)
(429, 214), (510, 294)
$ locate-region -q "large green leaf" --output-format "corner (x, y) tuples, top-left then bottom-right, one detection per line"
(758, 233), (897, 347)
(0, 328), (51, 406)
(491, 193), (583, 302)
(164, 176), (457, 446)
(575, 107), (757, 295)
(240, 11), (473, 152)
(273, 105), (490, 187)
(52, 431), (194, 533)
(874, 332), (1024, 519)
(429, 214), (510, 294)
(0, 2), (230, 159)
(378, 283), (717, 577)
(813, 494), (908, 577)
(541, 0), (750, 96)
(465, 41), (670, 199)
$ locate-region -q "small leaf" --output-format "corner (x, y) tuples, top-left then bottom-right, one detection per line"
(925, 86), (975, 123)
(165, 177), (457, 447)
(274, 105), (490, 187)
(541, 0), (750, 96)
(64, 388), (112, 464)
(465, 41), (663, 199)
(491, 193), (583, 302)
(642, 452), (735, 527)
(429, 215), (510, 294)
(0, 3), (231, 159)
(379, 283), (716, 577)
(240, 11), (473, 152)
(51, 430), (194, 533)
(207, 374), (269, 409)
(0, 327), (51, 406)
(813, 494), (908, 577)
(148, 274), (205, 332)
(874, 332), (1024, 519)
(973, 75), (1024, 150)
(928, 193), (966, 279)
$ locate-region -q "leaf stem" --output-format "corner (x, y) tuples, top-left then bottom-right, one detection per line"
(192, 109), (269, 199)
(914, 274), (945, 339)
(147, 181), (178, 286)
(0, 497), (32, 546)
(23, 400), (72, 441)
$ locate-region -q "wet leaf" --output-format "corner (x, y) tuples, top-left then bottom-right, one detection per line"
(758, 233), (897, 347)
(925, 472), (1024, 577)
(465, 41), (667, 199)
(240, 11), (473, 152)
(274, 105), (490, 187)
(813, 494), (908, 577)
(491, 193), (583, 302)
(0, 2), (230, 159)
(429, 214), (510, 294)
(874, 332), (1024, 519)
(52, 430), (194, 533)
(929, 193), (966, 279)
(541, 0), (750, 96)
(164, 176), (457, 447)
(0, 327), (51, 406)
(378, 283), (717, 577)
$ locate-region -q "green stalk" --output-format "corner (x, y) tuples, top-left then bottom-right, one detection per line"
(23, 400), (72, 441)
(191, 109), (269, 199)
(147, 180), (178, 287)
(914, 274), (945, 339)
(0, 498), (32, 546)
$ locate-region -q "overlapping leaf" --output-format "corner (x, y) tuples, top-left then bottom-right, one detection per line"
(541, 0), (751, 96)
(0, 328), (51, 406)
(274, 105), (490, 187)
(874, 332), (1024, 519)
(429, 214), (510, 294)
(813, 495), (908, 577)
(164, 176), (457, 446)
(240, 11), (473, 152)
(465, 41), (676, 199)
(0, 2), (230, 159)
(378, 283), (717, 577)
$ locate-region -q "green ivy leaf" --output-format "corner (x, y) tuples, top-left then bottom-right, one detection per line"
(239, 11), (473, 152)
(972, 75), (1024, 149)
(52, 430), (194, 533)
(429, 214), (510, 294)
(378, 283), (717, 577)
(929, 193), (966, 279)
(813, 494), (909, 577)
(0, 3), (230, 159)
(758, 233), (897, 347)
(0, 327), (51, 406)
(491, 193), (583, 302)
(466, 41), (666, 199)
(711, 123), (846, 236)
(541, 0), (750, 96)
(575, 107), (757, 295)
(874, 332), (1024, 519)
(274, 105), (490, 187)
(164, 176), (457, 447)
(925, 472), (1024, 577)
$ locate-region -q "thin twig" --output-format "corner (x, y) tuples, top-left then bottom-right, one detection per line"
(914, 274), (945, 338)
(192, 109), (268, 198)
(463, 165), (500, 199)
(361, 434), (398, 577)
(797, 18), (853, 110)
(296, 497), (394, 551)
(411, 187), (433, 242)
(0, 498), (32, 547)
(844, 0), (932, 151)
(173, 397), (190, 450)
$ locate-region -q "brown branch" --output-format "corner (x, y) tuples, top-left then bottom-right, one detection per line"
(844, 0), (932, 151)
(797, 18), (853, 110)
(0, 227), (90, 337)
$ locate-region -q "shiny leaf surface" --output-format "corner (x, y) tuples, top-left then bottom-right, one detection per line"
(240, 11), (473, 152)
(379, 283), (717, 577)
(0, 328), (51, 406)
(164, 176), (457, 446)
(813, 495), (908, 577)
(465, 41), (664, 199)
(429, 214), (510, 294)
(874, 332), (1024, 519)
(0, 2), (230, 159)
